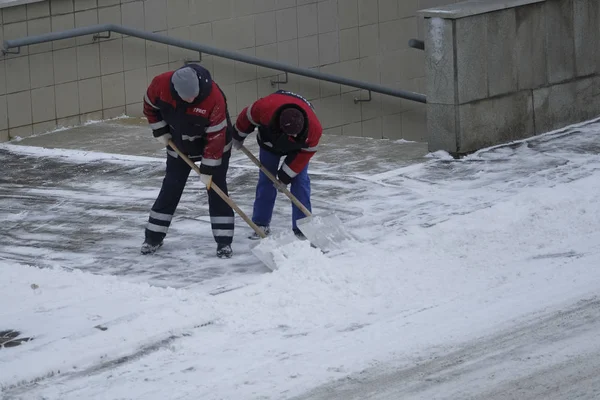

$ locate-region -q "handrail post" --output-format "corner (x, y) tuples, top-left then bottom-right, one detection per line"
(408, 39), (425, 51)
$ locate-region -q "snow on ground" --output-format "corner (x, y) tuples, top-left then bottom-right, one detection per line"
(1, 118), (600, 399)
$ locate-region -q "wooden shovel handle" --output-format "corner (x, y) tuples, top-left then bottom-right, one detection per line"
(238, 144), (312, 217)
(167, 139), (266, 239)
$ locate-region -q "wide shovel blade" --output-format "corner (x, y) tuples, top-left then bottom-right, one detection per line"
(296, 211), (355, 253)
(250, 231), (300, 271)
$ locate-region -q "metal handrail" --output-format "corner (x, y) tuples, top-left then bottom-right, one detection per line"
(2, 24), (427, 104)
(408, 39), (425, 51)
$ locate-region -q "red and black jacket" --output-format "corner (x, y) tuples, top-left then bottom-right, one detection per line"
(143, 64), (232, 175)
(234, 90), (322, 183)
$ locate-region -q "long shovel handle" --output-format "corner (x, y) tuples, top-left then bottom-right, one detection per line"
(238, 144), (312, 217)
(167, 139), (266, 239)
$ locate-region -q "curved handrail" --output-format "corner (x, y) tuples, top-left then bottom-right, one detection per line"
(3, 24), (427, 104)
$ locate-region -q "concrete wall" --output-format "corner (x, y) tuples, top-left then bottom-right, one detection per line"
(421, 0), (600, 155)
(0, 0), (461, 143)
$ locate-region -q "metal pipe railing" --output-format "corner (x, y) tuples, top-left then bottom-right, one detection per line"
(2, 24), (427, 104)
(408, 39), (425, 51)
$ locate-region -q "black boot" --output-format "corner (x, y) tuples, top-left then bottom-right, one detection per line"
(140, 240), (163, 255)
(248, 225), (270, 240)
(217, 243), (233, 258)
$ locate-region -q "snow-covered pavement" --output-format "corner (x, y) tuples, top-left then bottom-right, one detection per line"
(1, 118), (600, 399)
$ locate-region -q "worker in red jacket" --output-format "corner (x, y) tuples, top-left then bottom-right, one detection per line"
(232, 90), (322, 239)
(142, 64), (234, 258)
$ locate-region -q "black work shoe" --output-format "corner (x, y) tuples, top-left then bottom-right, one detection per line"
(141, 240), (163, 255)
(217, 244), (233, 258)
(248, 225), (270, 240)
(293, 228), (307, 240)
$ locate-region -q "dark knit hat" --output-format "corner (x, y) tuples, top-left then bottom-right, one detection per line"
(171, 67), (200, 101)
(279, 107), (305, 136)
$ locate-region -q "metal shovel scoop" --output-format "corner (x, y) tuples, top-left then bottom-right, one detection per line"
(238, 145), (355, 259)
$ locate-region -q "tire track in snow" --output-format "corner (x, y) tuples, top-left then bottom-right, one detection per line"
(294, 297), (600, 400)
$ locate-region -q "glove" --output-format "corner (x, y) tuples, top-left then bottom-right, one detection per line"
(155, 133), (172, 146)
(277, 168), (292, 185)
(200, 173), (212, 190)
(232, 139), (243, 150)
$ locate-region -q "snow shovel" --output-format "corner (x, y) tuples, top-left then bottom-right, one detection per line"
(238, 144), (355, 253)
(167, 139), (286, 271)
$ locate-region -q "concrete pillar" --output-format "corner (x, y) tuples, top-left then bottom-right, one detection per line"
(419, 0), (600, 155)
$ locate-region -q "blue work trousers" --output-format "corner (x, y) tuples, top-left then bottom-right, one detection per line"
(252, 149), (311, 230)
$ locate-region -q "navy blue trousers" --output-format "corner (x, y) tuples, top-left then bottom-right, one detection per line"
(145, 149), (234, 245)
(252, 148), (311, 230)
